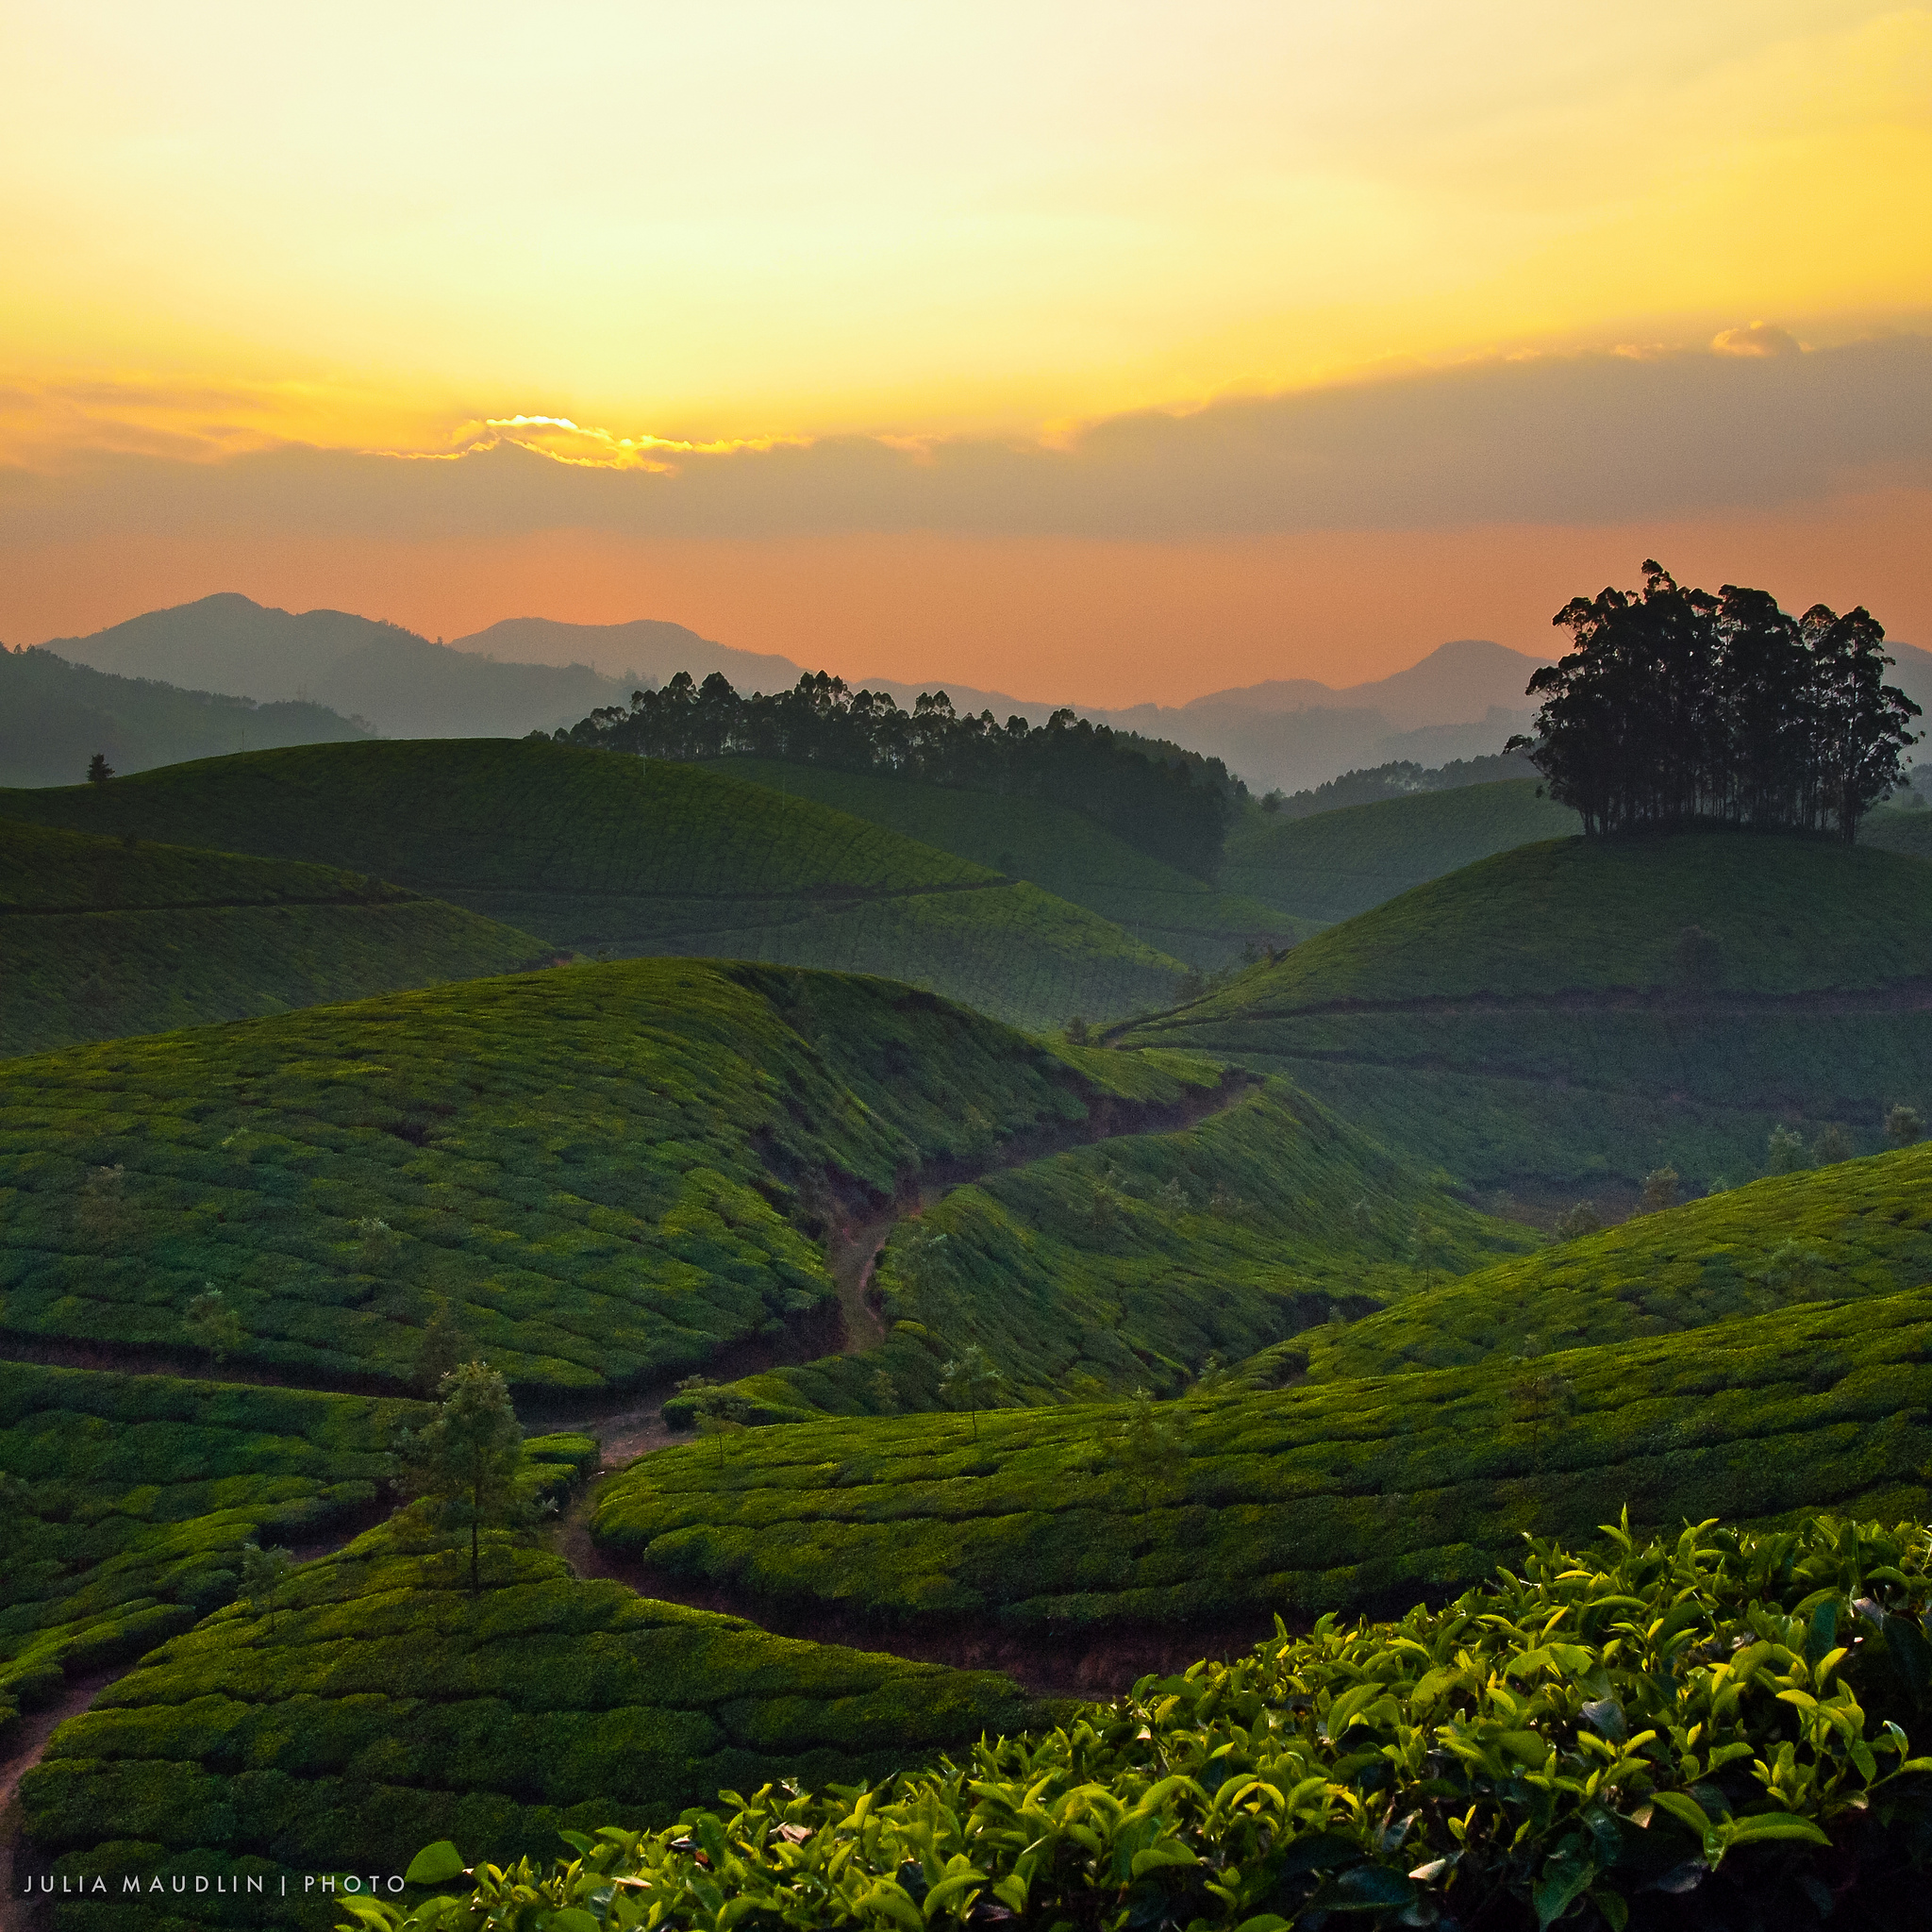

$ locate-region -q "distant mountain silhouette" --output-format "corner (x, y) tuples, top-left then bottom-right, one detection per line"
(451, 616), (811, 696)
(44, 594), (635, 739)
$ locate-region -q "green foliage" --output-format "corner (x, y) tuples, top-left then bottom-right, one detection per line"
(938, 1344), (1003, 1440)
(594, 1283), (1932, 1633)
(19, 1517), (1041, 1911)
(184, 1286), (246, 1364)
(1221, 778), (1580, 924)
(414, 1299), (470, 1395)
(708, 758), (1314, 971)
(1768, 1124), (1808, 1174)
(395, 1362), (527, 1593)
(0, 817), (555, 1058)
(676, 1082), (1524, 1426)
(1886, 1103), (1924, 1146)
(342, 1516), (1932, 1932)
(1640, 1166), (1680, 1212)
(238, 1544), (292, 1631)
(1130, 834), (1932, 1191)
(0, 739), (1191, 1029)
(1555, 1201), (1607, 1241)
(0, 1361), (415, 1751)
(0, 957), (1191, 1389)
(1301, 1144), (1932, 1385)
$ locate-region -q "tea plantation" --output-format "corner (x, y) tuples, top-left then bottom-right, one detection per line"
(593, 1285), (1932, 1632)
(0, 819), (554, 1058)
(698, 1078), (1527, 1424)
(19, 1514), (1040, 1924)
(1129, 833), (1932, 1191)
(1301, 1143), (1932, 1383)
(0, 741), (1188, 1028)
(707, 758), (1314, 968)
(0, 958), (1218, 1389)
(1221, 777), (1580, 924)
(0, 1362), (415, 1753)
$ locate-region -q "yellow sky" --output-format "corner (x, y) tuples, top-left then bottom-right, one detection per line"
(3, 0), (1926, 461)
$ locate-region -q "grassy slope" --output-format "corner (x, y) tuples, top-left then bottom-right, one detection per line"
(708, 758), (1317, 968)
(0, 820), (555, 1058)
(0, 741), (1186, 1028)
(710, 1079), (1530, 1424)
(1221, 779), (1580, 924)
(20, 1516), (1038, 1914)
(1862, 803), (1932, 863)
(593, 1286), (1932, 1631)
(0, 959), (1214, 1391)
(1127, 834), (1932, 1192)
(1300, 1142), (1932, 1383)
(0, 1363), (415, 1750)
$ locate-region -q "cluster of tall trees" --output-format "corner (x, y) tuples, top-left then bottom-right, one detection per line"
(558, 670), (1232, 876)
(1512, 564), (1919, 841)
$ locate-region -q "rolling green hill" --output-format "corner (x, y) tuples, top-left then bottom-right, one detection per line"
(593, 1284), (1932, 1636)
(0, 740), (1187, 1028)
(705, 758), (1316, 968)
(1221, 778), (1580, 924)
(694, 1077), (1526, 1426)
(0, 958), (1218, 1391)
(1861, 802), (1932, 863)
(1125, 834), (1932, 1195)
(0, 819), (556, 1058)
(1300, 1143), (1932, 1385)
(19, 1514), (1036, 1915)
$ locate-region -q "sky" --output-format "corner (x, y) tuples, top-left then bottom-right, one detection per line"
(1, 0), (1927, 703)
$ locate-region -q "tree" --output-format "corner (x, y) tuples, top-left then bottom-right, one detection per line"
(1767, 1124), (1808, 1174)
(1811, 1124), (1855, 1166)
(1509, 1351), (1574, 1474)
(86, 752), (114, 786)
(1112, 1390), (1188, 1507)
(394, 1359), (525, 1593)
(240, 1542), (292, 1631)
(940, 1344), (1003, 1441)
(1408, 1210), (1451, 1285)
(1885, 1104), (1924, 1147)
(675, 1375), (752, 1466)
(1553, 1202), (1604, 1241)
(1064, 1015), (1090, 1046)
(869, 1367), (900, 1415)
(184, 1286), (244, 1365)
(1761, 1241), (1826, 1300)
(414, 1299), (469, 1397)
(1641, 1167), (1680, 1213)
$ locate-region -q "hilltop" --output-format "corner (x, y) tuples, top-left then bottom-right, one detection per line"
(1221, 777), (1580, 923)
(0, 739), (1188, 1028)
(0, 819), (554, 1057)
(0, 644), (369, 788)
(0, 958), (1222, 1391)
(708, 757), (1313, 968)
(1127, 832), (1932, 1194)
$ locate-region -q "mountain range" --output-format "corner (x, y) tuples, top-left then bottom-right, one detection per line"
(25, 594), (1932, 795)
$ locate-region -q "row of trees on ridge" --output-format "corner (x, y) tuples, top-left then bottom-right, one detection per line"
(1513, 563), (1919, 841)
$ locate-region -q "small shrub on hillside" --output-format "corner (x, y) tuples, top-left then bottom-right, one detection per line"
(1064, 1014), (1090, 1044)
(182, 1286), (244, 1364)
(1812, 1124), (1856, 1166)
(342, 1515), (1932, 1932)
(1887, 1103), (1924, 1146)
(1768, 1124), (1808, 1174)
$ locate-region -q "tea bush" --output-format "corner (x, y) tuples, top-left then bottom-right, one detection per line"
(344, 1515), (1932, 1931)
(596, 1288), (1932, 1631)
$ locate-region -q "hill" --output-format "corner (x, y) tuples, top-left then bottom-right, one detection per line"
(1125, 833), (1932, 1196)
(1220, 777), (1580, 924)
(43, 593), (632, 739)
(0, 958), (1220, 1391)
(0, 645), (369, 788)
(672, 1076), (1524, 1427)
(0, 740), (1189, 1029)
(591, 1283), (1932, 1638)
(19, 1512), (1036, 1907)
(1299, 1141), (1932, 1385)
(705, 758), (1314, 968)
(1862, 801), (1932, 863)
(0, 819), (555, 1058)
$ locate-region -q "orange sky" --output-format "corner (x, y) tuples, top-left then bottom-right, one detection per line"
(1, 2), (1926, 701)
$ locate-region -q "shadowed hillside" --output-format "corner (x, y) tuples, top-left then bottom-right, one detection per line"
(0, 740), (1190, 1028)
(0, 819), (554, 1057)
(1126, 833), (1932, 1195)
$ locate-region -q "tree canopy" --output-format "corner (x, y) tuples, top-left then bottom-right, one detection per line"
(1511, 563), (1919, 841)
(557, 671), (1233, 878)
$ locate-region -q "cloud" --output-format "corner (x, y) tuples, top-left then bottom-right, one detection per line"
(2, 336), (1925, 547)
(1711, 322), (1804, 358)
